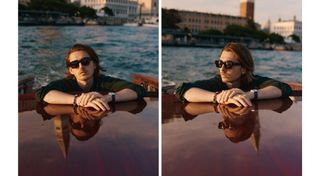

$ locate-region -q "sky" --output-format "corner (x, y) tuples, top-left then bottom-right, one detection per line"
(162, 0), (302, 25)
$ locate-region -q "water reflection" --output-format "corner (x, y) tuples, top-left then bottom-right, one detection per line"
(36, 100), (147, 159)
(163, 97), (293, 151)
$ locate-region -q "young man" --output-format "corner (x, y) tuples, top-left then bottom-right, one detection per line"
(175, 42), (292, 107)
(36, 43), (145, 111)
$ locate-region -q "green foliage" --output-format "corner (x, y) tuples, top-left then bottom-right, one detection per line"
(19, 3), (29, 10)
(28, 0), (66, 11)
(268, 33), (284, 44)
(289, 34), (301, 43)
(26, 0), (97, 18)
(101, 6), (114, 16)
(224, 24), (254, 37)
(199, 29), (223, 36)
(79, 6), (97, 18)
(246, 19), (257, 30)
(62, 3), (79, 16)
(224, 24), (269, 42)
(162, 8), (181, 29)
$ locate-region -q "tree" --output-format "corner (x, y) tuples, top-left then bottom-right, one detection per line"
(199, 29), (223, 36)
(101, 6), (114, 16)
(224, 24), (269, 42)
(79, 6), (97, 18)
(268, 33), (284, 44)
(224, 24), (254, 37)
(246, 19), (257, 30)
(162, 8), (181, 29)
(289, 34), (301, 43)
(19, 3), (28, 10)
(28, 0), (66, 11)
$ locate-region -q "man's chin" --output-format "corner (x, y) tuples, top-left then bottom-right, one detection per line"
(221, 77), (231, 82)
(77, 75), (91, 81)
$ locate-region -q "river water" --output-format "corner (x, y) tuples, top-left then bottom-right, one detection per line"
(19, 26), (158, 89)
(162, 46), (302, 85)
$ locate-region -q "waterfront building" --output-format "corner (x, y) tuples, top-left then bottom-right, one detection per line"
(240, 0), (254, 20)
(270, 16), (302, 39)
(261, 19), (271, 33)
(138, 0), (158, 16)
(80, 0), (139, 18)
(176, 10), (247, 33)
(128, 0), (139, 19)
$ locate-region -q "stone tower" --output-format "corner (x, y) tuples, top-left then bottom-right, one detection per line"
(240, 0), (255, 20)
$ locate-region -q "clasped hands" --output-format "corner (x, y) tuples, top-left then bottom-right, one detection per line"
(74, 92), (112, 111)
(215, 88), (252, 107)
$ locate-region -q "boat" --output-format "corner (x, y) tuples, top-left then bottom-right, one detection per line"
(161, 81), (302, 176)
(19, 73), (159, 175)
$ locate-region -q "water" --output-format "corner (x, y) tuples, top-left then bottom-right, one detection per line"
(19, 26), (158, 89)
(162, 46), (302, 85)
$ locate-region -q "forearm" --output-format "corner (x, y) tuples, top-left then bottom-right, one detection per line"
(108, 88), (138, 103)
(183, 88), (217, 102)
(43, 90), (75, 105)
(246, 86), (282, 100)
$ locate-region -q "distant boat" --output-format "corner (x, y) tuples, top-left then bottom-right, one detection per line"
(84, 19), (98, 25)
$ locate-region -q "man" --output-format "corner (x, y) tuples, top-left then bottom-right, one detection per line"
(175, 42), (292, 107)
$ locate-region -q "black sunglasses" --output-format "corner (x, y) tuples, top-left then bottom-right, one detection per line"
(215, 60), (241, 69)
(68, 57), (92, 68)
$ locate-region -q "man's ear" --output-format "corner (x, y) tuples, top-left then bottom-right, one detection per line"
(241, 68), (246, 75)
(69, 67), (74, 75)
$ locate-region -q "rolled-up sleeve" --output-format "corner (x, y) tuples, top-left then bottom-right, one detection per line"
(175, 78), (222, 101)
(255, 76), (292, 97)
(35, 79), (76, 102)
(100, 76), (146, 99)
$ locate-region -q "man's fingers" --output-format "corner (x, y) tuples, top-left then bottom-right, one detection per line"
(227, 98), (242, 107)
(236, 96), (251, 107)
(86, 102), (101, 111)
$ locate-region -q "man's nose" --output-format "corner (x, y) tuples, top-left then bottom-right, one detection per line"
(79, 63), (85, 69)
(220, 64), (226, 72)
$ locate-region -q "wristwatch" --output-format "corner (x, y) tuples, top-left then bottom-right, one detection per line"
(250, 89), (258, 100)
(108, 92), (116, 104)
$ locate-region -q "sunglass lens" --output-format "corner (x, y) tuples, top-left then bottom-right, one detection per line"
(69, 61), (80, 68)
(215, 60), (223, 68)
(225, 61), (233, 69)
(81, 57), (91, 66)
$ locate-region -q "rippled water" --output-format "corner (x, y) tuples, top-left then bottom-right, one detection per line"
(19, 26), (158, 89)
(162, 46), (302, 85)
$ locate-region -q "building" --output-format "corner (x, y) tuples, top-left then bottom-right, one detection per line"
(138, 0), (158, 16)
(80, 0), (139, 18)
(128, 0), (139, 19)
(176, 10), (248, 33)
(240, 0), (254, 21)
(270, 17), (302, 39)
(261, 19), (271, 33)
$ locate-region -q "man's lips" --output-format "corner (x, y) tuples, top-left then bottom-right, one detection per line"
(221, 74), (230, 78)
(79, 71), (87, 75)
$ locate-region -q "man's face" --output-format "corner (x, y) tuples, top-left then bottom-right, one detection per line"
(218, 51), (245, 84)
(68, 50), (96, 82)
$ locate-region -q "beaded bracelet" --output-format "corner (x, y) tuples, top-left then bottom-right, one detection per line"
(212, 91), (220, 104)
(73, 94), (80, 106)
